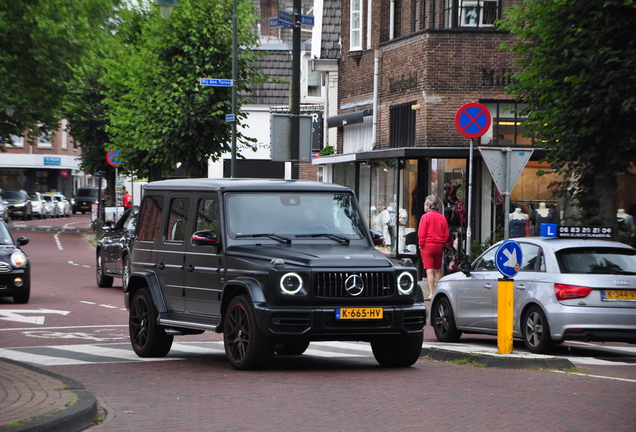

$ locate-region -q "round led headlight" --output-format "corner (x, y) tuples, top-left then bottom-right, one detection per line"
(280, 272), (303, 295)
(11, 251), (27, 268)
(397, 271), (415, 295)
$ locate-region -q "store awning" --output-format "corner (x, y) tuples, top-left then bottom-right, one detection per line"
(327, 109), (373, 128)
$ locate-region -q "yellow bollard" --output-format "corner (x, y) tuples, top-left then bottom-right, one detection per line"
(497, 278), (514, 354)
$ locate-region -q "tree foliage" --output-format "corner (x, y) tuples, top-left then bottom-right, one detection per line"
(100, 0), (263, 180)
(0, 0), (119, 150)
(501, 0), (636, 226)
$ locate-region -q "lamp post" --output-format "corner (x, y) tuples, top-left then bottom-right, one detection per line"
(154, 0), (238, 178)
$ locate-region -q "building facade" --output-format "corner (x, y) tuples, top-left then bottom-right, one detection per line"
(312, 0), (634, 273)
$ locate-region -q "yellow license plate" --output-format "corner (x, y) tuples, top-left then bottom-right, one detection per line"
(603, 290), (636, 301)
(336, 308), (383, 319)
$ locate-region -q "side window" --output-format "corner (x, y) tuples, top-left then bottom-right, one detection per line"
(124, 207), (139, 232)
(519, 243), (541, 272)
(196, 198), (219, 233)
(166, 197), (190, 242)
(474, 248), (497, 271)
(137, 195), (164, 242)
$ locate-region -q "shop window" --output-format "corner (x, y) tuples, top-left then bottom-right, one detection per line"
(370, 161), (398, 255)
(389, 102), (416, 148)
(444, 0), (498, 28)
(350, 0), (362, 51)
(482, 101), (532, 146)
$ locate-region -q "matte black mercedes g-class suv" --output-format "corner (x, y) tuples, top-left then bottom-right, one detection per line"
(125, 179), (426, 370)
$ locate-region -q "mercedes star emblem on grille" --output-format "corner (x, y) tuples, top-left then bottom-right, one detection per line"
(345, 274), (364, 296)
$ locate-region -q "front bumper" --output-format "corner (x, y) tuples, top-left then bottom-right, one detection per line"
(254, 302), (427, 341)
(0, 270), (29, 297)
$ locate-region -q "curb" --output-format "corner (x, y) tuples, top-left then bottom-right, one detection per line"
(420, 347), (575, 370)
(1, 358), (98, 432)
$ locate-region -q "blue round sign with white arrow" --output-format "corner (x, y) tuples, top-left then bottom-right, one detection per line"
(495, 240), (523, 278)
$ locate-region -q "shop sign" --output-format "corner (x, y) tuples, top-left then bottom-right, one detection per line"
(44, 156), (61, 166)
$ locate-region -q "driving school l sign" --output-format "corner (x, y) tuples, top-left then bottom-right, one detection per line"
(455, 102), (492, 138)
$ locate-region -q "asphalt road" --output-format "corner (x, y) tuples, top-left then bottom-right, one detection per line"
(1, 216), (635, 431)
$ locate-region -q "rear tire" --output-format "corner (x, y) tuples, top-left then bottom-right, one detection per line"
(371, 332), (423, 367)
(431, 297), (462, 342)
(223, 295), (274, 370)
(522, 305), (555, 354)
(129, 287), (173, 357)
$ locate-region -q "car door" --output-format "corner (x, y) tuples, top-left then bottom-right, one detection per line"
(183, 195), (222, 321)
(454, 246), (498, 329)
(155, 196), (191, 313)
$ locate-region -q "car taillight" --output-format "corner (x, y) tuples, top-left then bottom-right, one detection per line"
(554, 283), (593, 300)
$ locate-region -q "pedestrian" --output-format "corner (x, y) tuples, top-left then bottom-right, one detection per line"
(418, 195), (449, 299)
(122, 188), (133, 209)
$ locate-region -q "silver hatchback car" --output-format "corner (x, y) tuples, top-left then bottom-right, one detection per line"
(430, 238), (636, 353)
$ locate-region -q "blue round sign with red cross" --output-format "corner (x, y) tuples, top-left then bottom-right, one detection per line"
(106, 150), (122, 167)
(455, 102), (492, 138)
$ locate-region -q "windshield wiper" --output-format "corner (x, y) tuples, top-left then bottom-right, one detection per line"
(296, 233), (350, 245)
(235, 233), (291, 244)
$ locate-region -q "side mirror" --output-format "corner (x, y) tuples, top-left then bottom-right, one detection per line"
(192, 230), (218, 246)
(369, 230), (385, 247)
(459, 260), (472, 276)
(17, 236), (29, 246)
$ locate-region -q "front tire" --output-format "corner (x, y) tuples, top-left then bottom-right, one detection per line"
(522, 305), (555, 354)
(223, 295), (274, 370)
(13, 286), (30, 304)
(129, 287), (173, 357)
(371, 332), (423, 367)
(96, 253), (114, 288)
(431, 297), (462, 342)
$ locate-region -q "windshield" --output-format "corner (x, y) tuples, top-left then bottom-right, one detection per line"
(0, 222), (14, 245)
(1, 191), (24, 200)
(226, 192), (367, 241)
(76, 188), (98, 198)
(556, 247), (636, 275)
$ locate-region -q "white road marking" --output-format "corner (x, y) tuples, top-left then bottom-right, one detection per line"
(0, 348), (92, 366)
(553, 370), (636, 383)
(80, 301), (97, 305)
(0, 309), (71, 325)
(54, 232), (63, 250)
(0, 324), (127, 332)
(99, 304), (118, 309)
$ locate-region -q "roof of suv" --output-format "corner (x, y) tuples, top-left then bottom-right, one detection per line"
(143, 178), (353, 193)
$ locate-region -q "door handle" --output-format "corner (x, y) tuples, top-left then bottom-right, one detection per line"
(484, 283), (492, 290)
(158, 263), (165, 270)
(186, 264), (194, 273)
(516, 284), (527, 291)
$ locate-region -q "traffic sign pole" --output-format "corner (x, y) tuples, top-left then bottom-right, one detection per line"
(497, 278), (514, 354)
(466, 138), (474, 261)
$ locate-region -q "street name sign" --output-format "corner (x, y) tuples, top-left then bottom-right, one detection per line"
(200, 78), (233, 87)
(225, 114), (235, 122)
(278, 10), (293, 28)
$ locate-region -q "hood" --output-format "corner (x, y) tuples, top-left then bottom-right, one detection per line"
(226, 244), (394, 268)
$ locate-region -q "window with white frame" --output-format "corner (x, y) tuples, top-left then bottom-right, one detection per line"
(444, 0), (498, 28)
(36, 124), (52, 149)
(8, 135), (24, 148)
(61, 119), (68, 150)
(350, 0), (362, 50)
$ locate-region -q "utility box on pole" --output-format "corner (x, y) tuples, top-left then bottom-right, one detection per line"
(270, 114), (313, 163)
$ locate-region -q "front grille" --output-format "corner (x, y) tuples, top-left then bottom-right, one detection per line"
(313, 272), (395, 298)
(0, 262), (11, 273)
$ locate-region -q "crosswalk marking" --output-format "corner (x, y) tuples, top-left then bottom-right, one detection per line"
(0, 341), (373, 367)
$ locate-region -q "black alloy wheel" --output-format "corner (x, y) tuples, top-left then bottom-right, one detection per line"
(129, 287), (173, 357)
(223, 295), (274, 370)
(431, 296), (462, 342)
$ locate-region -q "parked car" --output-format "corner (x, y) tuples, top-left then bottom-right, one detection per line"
(71, 187), (99, 214)
(28, 192), (54, 219)
(0, 219), (30, 303)
(430, 237), (636, 354)
(96, 206), (139, 290)
(41, 194), (60, 218)
(52, 194), (71, 217)
(0, 190), (33, 220)
(0, 197), (8, 222)
(124, 179), (426, 370)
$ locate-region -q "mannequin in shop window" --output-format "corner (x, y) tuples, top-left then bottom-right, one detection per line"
(371, 200), (392, 247)
(509, 207), (528, 238)
(617, 209), (634, 232)
(531, 202), (557, 236)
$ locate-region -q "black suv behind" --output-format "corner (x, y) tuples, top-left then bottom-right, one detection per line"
(71, 187), (99, 214)
(125, 179), (426, 370)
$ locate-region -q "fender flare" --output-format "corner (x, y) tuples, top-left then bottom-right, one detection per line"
(125, 271), (167, 313)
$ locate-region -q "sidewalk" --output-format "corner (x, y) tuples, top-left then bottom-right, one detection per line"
(0, 359), (97, 432)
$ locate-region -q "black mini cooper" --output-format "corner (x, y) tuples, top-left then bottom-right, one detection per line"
(0, 219), (30, 303)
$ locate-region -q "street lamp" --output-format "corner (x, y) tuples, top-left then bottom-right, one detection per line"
(153, 0), (179, 19)
(153, 0), (238, 178)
